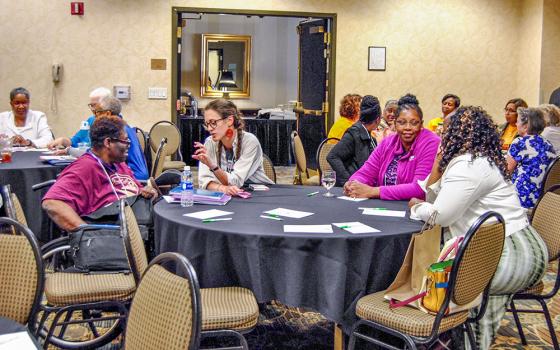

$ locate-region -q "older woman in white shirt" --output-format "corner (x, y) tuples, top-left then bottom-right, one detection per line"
(0, 87), (53, 148)
(410, 106), (547, 350)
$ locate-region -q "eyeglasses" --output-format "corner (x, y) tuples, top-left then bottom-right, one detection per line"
(93, 109), (110, 116)
(395, 119), (422, 127)
(110, 138), (131, 146)
(203, 117), (227, 130)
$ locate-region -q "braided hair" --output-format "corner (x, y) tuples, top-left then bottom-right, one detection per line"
(440, 106), (509, 179)
(204, 99), (245, 167)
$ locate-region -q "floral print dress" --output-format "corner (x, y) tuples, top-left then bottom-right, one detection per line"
(509, 135), (556, 208)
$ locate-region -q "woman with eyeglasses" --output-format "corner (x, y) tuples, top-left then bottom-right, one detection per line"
(193, 99), (273, 196)
(499, 98), (528, 150)
(0, 87), (53, 148)
(343, 94), (440, 200)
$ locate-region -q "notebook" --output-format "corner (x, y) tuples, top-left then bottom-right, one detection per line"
(169, 186), (231, 205)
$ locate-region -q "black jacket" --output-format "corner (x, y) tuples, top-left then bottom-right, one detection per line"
(327, 122), (376, 186)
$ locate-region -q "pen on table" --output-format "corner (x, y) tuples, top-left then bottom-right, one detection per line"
(307, 191), (319, 197)
(339, 225), (351, 229)
(260, 215), (283, 221)
(202, 218), (232, 223)
(265, 213), (281, 218)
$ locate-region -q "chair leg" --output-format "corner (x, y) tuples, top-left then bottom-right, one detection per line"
(509, 300), (527, 345)
(538, 299), (560, 350)
(465, 323), (478, 350)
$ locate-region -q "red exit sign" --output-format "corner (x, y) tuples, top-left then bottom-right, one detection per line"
(71, 2), (84, 15)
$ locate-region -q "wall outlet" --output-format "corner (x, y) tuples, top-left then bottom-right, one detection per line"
(114, 85), (131, 100)
(148, 87), (167, 99)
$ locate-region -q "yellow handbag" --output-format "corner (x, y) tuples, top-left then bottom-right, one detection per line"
(422, 261), (452, 313)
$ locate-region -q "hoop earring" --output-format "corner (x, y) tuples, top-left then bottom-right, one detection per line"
(226, 128), (234, 138)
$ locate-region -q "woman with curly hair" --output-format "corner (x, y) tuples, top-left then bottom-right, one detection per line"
(343, 94), (439, 200)
(411, 106), (547, 350)
(507, 107), (556, 208)
(327, 94), (362, 142)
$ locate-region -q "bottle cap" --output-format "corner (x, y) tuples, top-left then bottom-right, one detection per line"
(184, 166), (190, 171)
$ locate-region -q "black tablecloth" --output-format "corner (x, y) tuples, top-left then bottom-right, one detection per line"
(178, 117), (297, 166)
(0, 151), (65, 243)
(154, 185), (423, 333)
(0, 316), (40, 348)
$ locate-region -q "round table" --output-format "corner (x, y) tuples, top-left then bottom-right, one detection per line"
(154, 185), (423, 333)
(0, 151), (66, 242)
(0, 316), (40, 349)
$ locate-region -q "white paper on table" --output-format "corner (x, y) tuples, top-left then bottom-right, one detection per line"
(283, 225), (333, 233)
(333, 222), (380, 234)
(163, 195), (178, 204)
(183, 209), (234, 220)
(264, 208), (314, 219)
(27, 148), (49, 152)
(361, 209), (406, 217)
(0, 331), (37, 349)
(337, 196), (368, 202)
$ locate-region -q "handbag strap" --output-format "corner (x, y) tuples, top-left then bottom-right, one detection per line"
(389, 292), (427, 309)
(439, 236), (464, 262)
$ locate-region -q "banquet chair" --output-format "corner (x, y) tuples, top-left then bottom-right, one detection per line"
(508, 185), (560, 350)
(0, 217), (44, 334)
(151, 137), (168, 178)
(291, 131), (319, 185)
(135, 126), (147, 153)
(348, 211), (505, 350)
(124, 252), (201, 350)
(37, 200), (145, 349)
(148, 121), (186, 172)
(262, 153), (277, 183)
(316, 137), (339, 179)
(1, 184), (28, 227)
(542, 156), (560, 196)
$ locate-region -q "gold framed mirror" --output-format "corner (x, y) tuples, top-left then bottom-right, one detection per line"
(201, 34), (251, 98)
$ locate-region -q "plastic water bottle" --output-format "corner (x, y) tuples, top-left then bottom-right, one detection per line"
(79, 121), (91, 147)
(181, 166), (194, 207)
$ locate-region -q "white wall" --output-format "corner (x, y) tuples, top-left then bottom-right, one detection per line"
(181, 14), (300, 109)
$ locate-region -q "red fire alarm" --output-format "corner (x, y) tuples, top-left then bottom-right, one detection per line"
(70, 2), (84, 15)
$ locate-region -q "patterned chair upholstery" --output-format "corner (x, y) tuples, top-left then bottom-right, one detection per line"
(262, 153), (276, 183)
(149, 121), (186, 173)
(291, 131), (319, 186)
(316, 137), (339, 179)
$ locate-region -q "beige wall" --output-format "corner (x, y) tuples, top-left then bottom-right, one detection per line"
(541, 0), (560, 104)
(0, 0), (556, 138)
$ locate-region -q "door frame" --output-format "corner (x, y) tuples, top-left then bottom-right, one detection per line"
(171, 7), (336, 129)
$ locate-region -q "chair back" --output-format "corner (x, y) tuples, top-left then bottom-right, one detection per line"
(125, 252), (201, 350)
(1, 185), (28, 227)
(531, 185), (560, 261)
(450, 212), (505, 307)
(148, 121), (182, 160)
(316, 138), (339, 178)
(543, 156), (560, 194)
(0, 217), (44, 329)
(135, 127), (147, 153)
(291, 131), (308, 176)
(262, 153), (276, 183)
(151, 138), (168, 178)
(121, 203), (149, 283)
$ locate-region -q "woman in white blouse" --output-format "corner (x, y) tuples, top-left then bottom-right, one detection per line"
(192, 99), (273, 196)
(410, 106), (548, 350)
(0, 87), (53, 148)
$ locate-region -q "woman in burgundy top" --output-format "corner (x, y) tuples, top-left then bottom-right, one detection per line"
(344, 94), (440, 200)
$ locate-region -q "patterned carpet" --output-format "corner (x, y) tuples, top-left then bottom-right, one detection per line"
(43, 166), (560, 349)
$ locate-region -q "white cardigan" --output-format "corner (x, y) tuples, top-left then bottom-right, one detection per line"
(411, 154), (528, 237)
(0, 110), (53, 148)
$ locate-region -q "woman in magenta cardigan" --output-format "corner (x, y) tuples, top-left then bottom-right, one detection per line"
(343, 94), (439, 200)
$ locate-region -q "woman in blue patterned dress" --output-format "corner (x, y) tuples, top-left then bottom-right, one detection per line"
(507, 107), (556, 208)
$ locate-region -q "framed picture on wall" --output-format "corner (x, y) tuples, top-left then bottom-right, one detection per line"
(368, 46), (386, 71)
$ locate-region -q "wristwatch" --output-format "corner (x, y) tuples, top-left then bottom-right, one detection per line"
(210, 166), (219, 172)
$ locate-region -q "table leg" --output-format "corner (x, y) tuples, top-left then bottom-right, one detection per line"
(334, 323), (345, 350)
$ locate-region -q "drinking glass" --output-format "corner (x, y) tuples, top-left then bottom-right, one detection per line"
(0, 135), (12, 163)
(321, 170), (336, 197)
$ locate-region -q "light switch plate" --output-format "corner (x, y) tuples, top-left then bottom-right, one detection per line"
(148, 87), (167, 100)
(114, 85), (131, 100)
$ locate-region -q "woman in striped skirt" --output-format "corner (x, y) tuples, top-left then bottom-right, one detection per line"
(410, 106), (548, 349)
